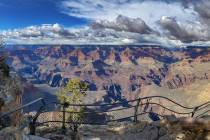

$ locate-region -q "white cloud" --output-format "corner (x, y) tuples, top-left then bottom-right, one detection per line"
(1, 0), (210, 46)
(91, 15), (154, 34)
(58, 0), (210, 46)
(61, 0), (197, 29)
(0, 23), (188, 47)
(1, 24), (132, 45)
(159, 16), (210, 42)
(194, 0), (210, 19)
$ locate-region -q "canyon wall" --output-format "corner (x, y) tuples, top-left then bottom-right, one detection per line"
(7, 45), (210, 104)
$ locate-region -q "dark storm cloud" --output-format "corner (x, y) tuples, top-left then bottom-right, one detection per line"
(91, 15), (154, 34)
(194, 0), (210, 22)
(159, 16), (209, 43)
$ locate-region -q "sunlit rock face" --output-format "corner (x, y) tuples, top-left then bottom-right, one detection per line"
(7, 45), (210, 107)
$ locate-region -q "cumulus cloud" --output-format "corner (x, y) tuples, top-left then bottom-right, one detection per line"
(1, 24), (76, 44)
(1, 24), (76, 39)
(91, 15), (154, 34)
(2, 0), (210, 46)
(0, 23), (185, 47)
(57, 0), (210, 46)
(0, 24), (135, 45)
(159, 16), (210, 43)
(61, 0), (197, 29)
(194, 0), (210, 24)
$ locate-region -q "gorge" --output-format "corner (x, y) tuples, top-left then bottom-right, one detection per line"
(6, 45), (210, 108)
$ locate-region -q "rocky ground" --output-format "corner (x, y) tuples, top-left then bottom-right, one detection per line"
(2, 115), (208, 140)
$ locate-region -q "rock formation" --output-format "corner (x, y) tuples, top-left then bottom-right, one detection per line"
(0, 60), (23, 127)
(7, 45), (210, 107)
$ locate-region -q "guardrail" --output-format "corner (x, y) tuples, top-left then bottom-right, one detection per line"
(33, 96), (210, 135)
(0, 98), (46, 118)
(0, 98), (46, 132)
(1, 96), (210, 135)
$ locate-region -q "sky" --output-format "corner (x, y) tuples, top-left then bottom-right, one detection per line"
(0, 0), (88, 29)
(0, 0), (210, 47)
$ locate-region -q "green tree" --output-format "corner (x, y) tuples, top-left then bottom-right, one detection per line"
(56, 79), (88, 135)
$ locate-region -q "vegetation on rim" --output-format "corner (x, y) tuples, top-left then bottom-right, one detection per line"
(56, 79), (88, 133)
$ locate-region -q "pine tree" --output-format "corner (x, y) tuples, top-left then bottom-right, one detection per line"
(56, 79), (88, 134)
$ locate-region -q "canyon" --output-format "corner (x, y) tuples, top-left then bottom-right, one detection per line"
(6, 45), (210, 107)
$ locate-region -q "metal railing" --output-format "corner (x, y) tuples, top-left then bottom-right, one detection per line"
(0, 98), (46, 133)
(1, 96), (210, 135)
(0, 98), (46, 118)
(33, 96), (210, 134)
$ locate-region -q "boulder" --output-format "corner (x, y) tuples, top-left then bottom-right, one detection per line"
(0, 126), (24, 140)
(159, 127), (168, 137)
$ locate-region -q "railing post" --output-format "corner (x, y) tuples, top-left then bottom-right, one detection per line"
(29, 121), (36, 135)
(41, 99), (46, 108)
(134, 98), (141, 123)
(62, 103), (66, 134)
(29, 106), (44, 135)
(191, 107), (198, 118)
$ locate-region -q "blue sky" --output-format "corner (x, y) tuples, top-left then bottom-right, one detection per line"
(0, 0), (210, 46)
(0, 0), (88, 29)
